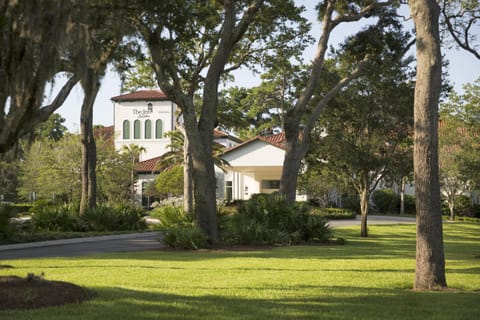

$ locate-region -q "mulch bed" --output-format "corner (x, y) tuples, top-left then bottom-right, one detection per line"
(0, 275), (93, 310)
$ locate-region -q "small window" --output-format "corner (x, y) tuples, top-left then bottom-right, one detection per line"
(123, 120), (130, 139)
(261, 180), (280, 189)
(134, 120), (141, 139)
(147, 103), (153, 112)
(155, 119), (163, 139)
(145, 119), (152, 139)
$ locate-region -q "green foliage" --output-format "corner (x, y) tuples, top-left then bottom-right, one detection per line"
(0, 147), (21, 202)
(29, 202), (147, 232)
(31, 113), (67, 142)
(18, 134), (82, 203)
(30, 201), (82, 232)
(151, 205), (208, 249)
(155, 166), (184, 197)
(372, 189), (399, 214)
(0, 205), (15, 239)
(340, 194), (361, 214)
(83, 204), (147, 232)
(372, 189), (416, 215)
(96, 136), (132, 204)
(222, 193), (331, 245)
(162, 224), (208, 250)
(308, 207), (356, 220)
(441, 194), (477, 218)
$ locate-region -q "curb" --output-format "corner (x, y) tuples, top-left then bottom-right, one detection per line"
(0, 231), (160, 252)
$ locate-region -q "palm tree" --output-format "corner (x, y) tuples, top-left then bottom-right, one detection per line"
(121, 144), (146, 204)
(154, 130), (230, 214)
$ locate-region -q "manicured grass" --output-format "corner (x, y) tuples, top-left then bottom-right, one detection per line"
(1, 222), (479, 319)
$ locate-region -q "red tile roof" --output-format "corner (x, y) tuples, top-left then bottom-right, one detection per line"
(136, 156), (163, 173)
(111, 89), (168, 102)
(259, 132), (286, 149)
(222, 132), (286, 155)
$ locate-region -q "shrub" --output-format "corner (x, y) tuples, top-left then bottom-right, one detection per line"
(403, 194), (416, 215)
(309, 207), (356, 220)
(222, 193), (331, 245)
(82, 204), (147, 231)
(162, 224), (208, 250)
(30, 202), (82, 232)
(152, 205), (208, 249)
(341, 193), (360, 214)
(0, 205), (15, 239)
(372, 189), (399, 214)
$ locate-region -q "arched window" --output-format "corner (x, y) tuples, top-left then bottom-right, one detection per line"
(134, 120), (141, 139)
(155, 119), (163, 139)
(122, 120), (130, 139)
(145, 119), (152, 139)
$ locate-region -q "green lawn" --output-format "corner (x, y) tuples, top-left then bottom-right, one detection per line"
(1, 222), (479, 319)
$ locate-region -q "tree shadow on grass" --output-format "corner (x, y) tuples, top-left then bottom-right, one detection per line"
(2, 285), (479, 320)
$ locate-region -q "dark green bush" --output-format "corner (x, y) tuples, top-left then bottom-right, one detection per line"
(0, 205), (15, 239)
(30, 202), (82, 232)
(162, 224), (208, 249)
(441, 195), (478, 218)
(372, 189), (399, 214)
(308, 207), (356, 220)
(222, 193), (331, 245)
(30, 201), (147, 232)
(341, 193), (360, 214)
(83, 204), (147, 231)
(403, 195), (416, 215)
(152, 205), (208, 249)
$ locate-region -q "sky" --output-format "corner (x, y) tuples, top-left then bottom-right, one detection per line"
(54, 2), (480, 132)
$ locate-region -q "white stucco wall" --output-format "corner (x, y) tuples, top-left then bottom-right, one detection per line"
(113, 100), (176, 161)
(222, 141), (285, 167)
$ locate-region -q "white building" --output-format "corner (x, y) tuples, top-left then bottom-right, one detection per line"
(111, 89), (242, 205)
(111, 89), (177, 161)
(221, 133), (307, 201)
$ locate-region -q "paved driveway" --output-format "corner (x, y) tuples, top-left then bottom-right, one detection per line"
(0, 232), (162, 260)
(0, 215), (415, 260)
(327, 215), (415, 227)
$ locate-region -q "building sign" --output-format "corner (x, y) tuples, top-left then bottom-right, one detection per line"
(133, 109), (153, 118)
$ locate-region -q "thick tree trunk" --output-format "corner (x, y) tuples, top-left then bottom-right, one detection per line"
(359, 188), (369, 237)
(279, 145), (306, 203)
(279, 116), (309, 202)
(79, 71), (100, 215)
(188, 127), (219, 243)
(410, 0), (447, 290)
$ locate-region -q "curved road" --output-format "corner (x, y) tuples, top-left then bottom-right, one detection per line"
(0, 215), (415, 260)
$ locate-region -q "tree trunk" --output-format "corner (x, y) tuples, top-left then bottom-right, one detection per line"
(448, 202), (455, 221)
(410, 0), (447, 290)
(188, 127), (219, 243)
(279, 143), (307, 202)
(359, 188), (369, 237)
(400, 176), (406, 215)
(79, 71), (100, 215)
(279, 115), (309, 202)
(183, 131), (194, 215)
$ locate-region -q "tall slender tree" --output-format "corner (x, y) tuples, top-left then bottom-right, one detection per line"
(121, 144), (146, 204)
(409, 0), (447, 290)
(68, 2), (131, 215)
